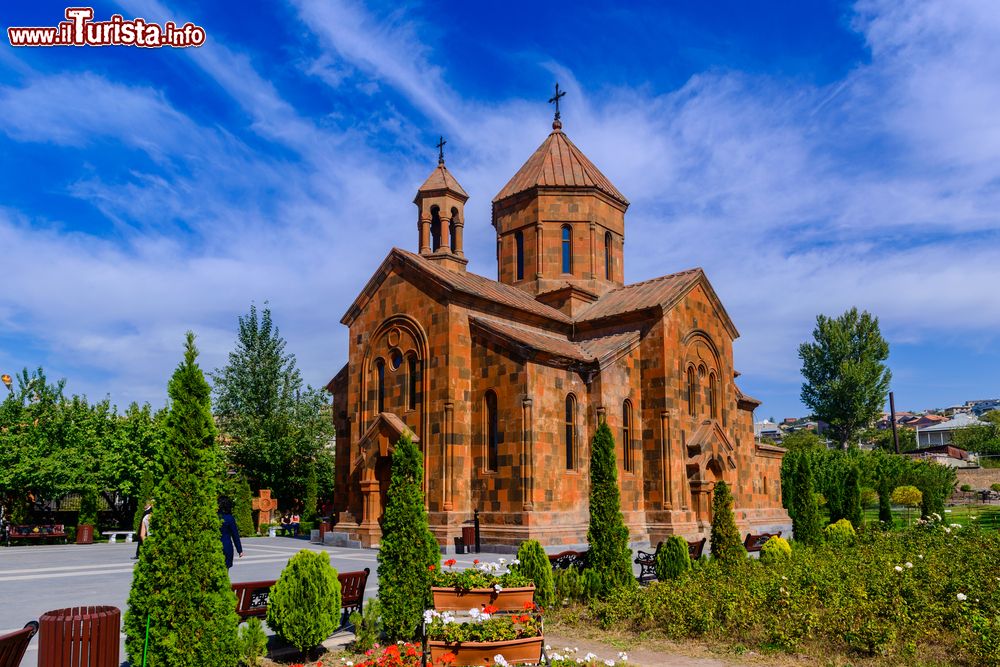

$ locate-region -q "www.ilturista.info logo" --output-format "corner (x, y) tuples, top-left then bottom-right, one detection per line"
(8, 7), (206, 48)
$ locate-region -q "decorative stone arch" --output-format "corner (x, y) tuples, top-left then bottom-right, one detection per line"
(685, 420), (737, 525)
(360, 314), (429, 436)
(683, 329), (723, 420)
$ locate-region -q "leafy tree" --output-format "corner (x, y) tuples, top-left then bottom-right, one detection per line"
(790, 454), (822, 545)
(212, 304), (334, 504)
(266, 549), (342, 653)
(798, 308), (891, 448)
(780, 430), (825, 452)
(514, 539), (555, 608)
(586, 422), (636, 595)
(953, 421), (1000, 456)
(861, 426), (916, 453)
(124, 333), (239, 667)
(377, 434), (439, 640)
(654, 535), (691, 580)
(709, 480), (746, 565)
(891, 485), (922, 526)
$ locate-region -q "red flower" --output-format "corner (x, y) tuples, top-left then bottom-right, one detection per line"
(438, 652), (457, 665)
(523, 601), (536, 610)
(444, 558), (457, 567)
(428, 564), (436, 571)
(483, 604), (499, 614)
(473, 559), (480, 564)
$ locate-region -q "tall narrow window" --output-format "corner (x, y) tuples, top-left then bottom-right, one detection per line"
(687, 366), (697, 416)
(515, 230), (525, 281)
(375, 358), (386, 414)
(564, 394), (576, 469)
(485, 390), (499, 472)
(561, 225), (572, 274)
(605, 232), (612, 280)
(709, 372), (718, 419)
(623, 399), (633, 472)
(406, 353), (418, 410)
(431, 206), (442, 251)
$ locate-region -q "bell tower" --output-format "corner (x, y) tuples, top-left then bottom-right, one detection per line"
(414, 136), (469, 272)
(492, 86), (629, 315)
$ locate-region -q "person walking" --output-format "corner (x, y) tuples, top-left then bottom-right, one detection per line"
(218, 496), (243, 569)
(133, 500), (152, 560)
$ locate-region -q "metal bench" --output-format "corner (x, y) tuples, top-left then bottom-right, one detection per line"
(101, 531), (135, 543)
(232, 568), (371, 626)
(635, 538), (707, 583)
(0, 621), (38, 667)
(7, 524), (66, 546)
(548, 550), (588, 570)
(743, 531), (781, 553)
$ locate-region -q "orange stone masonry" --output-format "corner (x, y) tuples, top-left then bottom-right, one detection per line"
(327, 119), (790, 551)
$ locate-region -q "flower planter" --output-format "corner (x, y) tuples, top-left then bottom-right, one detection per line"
(428, 635), (542, 666)
(431, 585), (534, 612)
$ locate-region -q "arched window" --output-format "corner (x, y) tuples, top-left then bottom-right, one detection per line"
(406, 353), (418, 410)
(485, 390), (499, 472)
(605, 232), (612, 281)
(623, 399), (633, 472)
(515, 230), (525, 281)
(687, 366), (697, 416)
(709, 372), (719, 419)
(375, 358), (386, 414)
(561, 225), (572, 274)
(431, 206), (442, 251)
(564, 394), (576, 469)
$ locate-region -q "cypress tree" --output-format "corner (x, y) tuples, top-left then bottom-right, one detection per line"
(377, 434), (439, 640)
(514, 539), (555, 609)
(709, 480), (746, 565)
(233, 477), (255, 537)
(132, 468), (155, 533)
(586, 422), (636, 595)
(303, 464), (318, 523)
(843, 463), (863, 528)
(124, 333), (239, 667)
(791, 454), (822, 546)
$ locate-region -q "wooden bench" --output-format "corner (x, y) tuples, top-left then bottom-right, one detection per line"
(548, 550), (588, 570)
(0, 621), (38, 667)
(743, 531), (781, 553)
(101, 531), (135, 544)
(7, 525), (66, 546)
(635, 538), (707, 583)
(232, 568), (371, 626)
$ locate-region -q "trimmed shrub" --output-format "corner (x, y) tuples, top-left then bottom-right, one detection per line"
(554, 566), (583, 603)
(237, 618), (268, 666)
(710, 481), (746, 565)
(267, 549), (342, 653)
(377, 434), (440, 640)
(124, 333), (239, 667)
(233, 477), (255, 537)
(891, 485), (922, 525)
(992, 483), (1000, 494)
(791, 455), (822, 545)
(654, 536), (691, 580)
(759, 536), (791, 564)
(824, 519), (856, 545)
(349, 599), (381, 653)
(961, 484), (973, 493)
(515, 540), (555, 608)
(586, 421), (636, 595)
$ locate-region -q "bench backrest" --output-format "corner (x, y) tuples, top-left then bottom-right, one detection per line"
(744, 531), (781, 552)
(687, 538), (707, 560)
(338, 568), (370, 607)
(232, 580), (276, 620)
(0, 622), (38, 667)
(548, 550), (588, 570)
(9, 525), (65, 537)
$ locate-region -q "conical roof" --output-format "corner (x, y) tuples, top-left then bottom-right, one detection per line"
(416, 162), (468, 199)
(493, 122), (628, 205)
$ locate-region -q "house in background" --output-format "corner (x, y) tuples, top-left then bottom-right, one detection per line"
(916, 412), (985, 448)
(904, 443), (977, 468)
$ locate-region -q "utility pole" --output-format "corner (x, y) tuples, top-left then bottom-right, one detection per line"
(890, 391), (900, 454)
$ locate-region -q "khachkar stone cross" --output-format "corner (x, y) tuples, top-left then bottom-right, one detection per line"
(437, 135), (446, 165)
(251, 489), (278, 529)
(549, 82), (566, 125)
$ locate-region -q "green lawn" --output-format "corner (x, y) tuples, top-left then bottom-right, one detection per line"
(860, 502), (1000, 530)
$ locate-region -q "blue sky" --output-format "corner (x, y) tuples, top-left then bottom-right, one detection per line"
(1, 0), (998, 419)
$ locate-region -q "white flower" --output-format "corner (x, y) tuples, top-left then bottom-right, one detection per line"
(584, 653), (598, 661)
(494, 584), (503, 593)
(944, 527), (951, 534)
(905, 562), (913, 569)
(499, 557), (507, 564)
(345, 662), (353, 667)
(918, 554), (924, 559)
(512, 558), (520, 565)
(957, 593), (968, 601)
(781, 576), (787, 580)
(605, 661), (616, 666)
(545, 645), (552, 651)
(894, 566), (903, 572)
(493, 655), (510, 667)
(618, 652), (629, 661)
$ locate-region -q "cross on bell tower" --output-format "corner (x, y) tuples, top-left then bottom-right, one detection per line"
(414, 136), (469, 272)
(548, 83), (566, 130)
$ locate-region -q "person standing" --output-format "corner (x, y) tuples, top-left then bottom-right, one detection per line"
(218, 496), (243, 569)
(133, 500), (152, 560)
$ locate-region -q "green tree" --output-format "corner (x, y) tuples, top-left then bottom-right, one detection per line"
(654, 535), (691, 580)
(709, 480), (746, 565)
(861, 426), (916, 453)
(842, 461), (863, 528)
(124, 333), (239, 667)
(514, 540), (555, 609)
(377, 434), (439, 640)
(798, 308), (891, 448)
(780, 430), (826, 452)
(212, 304), (335, 504)
(891, 485), (922, 526)
(790, 454), (822, 545)
(232, 476), (255, 537)
(586, 422), (636, 595)
(953, 421), (1000, 456)
(266, 549), (342, 653)
(302, 464), (318, 523)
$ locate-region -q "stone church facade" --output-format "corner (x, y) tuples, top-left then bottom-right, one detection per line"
(327, 116), (790, 550)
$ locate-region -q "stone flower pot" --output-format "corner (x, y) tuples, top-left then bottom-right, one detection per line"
(431, 585), (534, 612)
(428, 636), (542, 666)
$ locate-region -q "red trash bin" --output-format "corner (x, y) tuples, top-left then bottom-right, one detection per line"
(75, 524), (94, 545)
(461, 526), (476, 553)
(38, 606), (120, 667)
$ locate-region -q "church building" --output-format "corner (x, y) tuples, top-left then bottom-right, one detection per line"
(327, 107), (790, 550)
